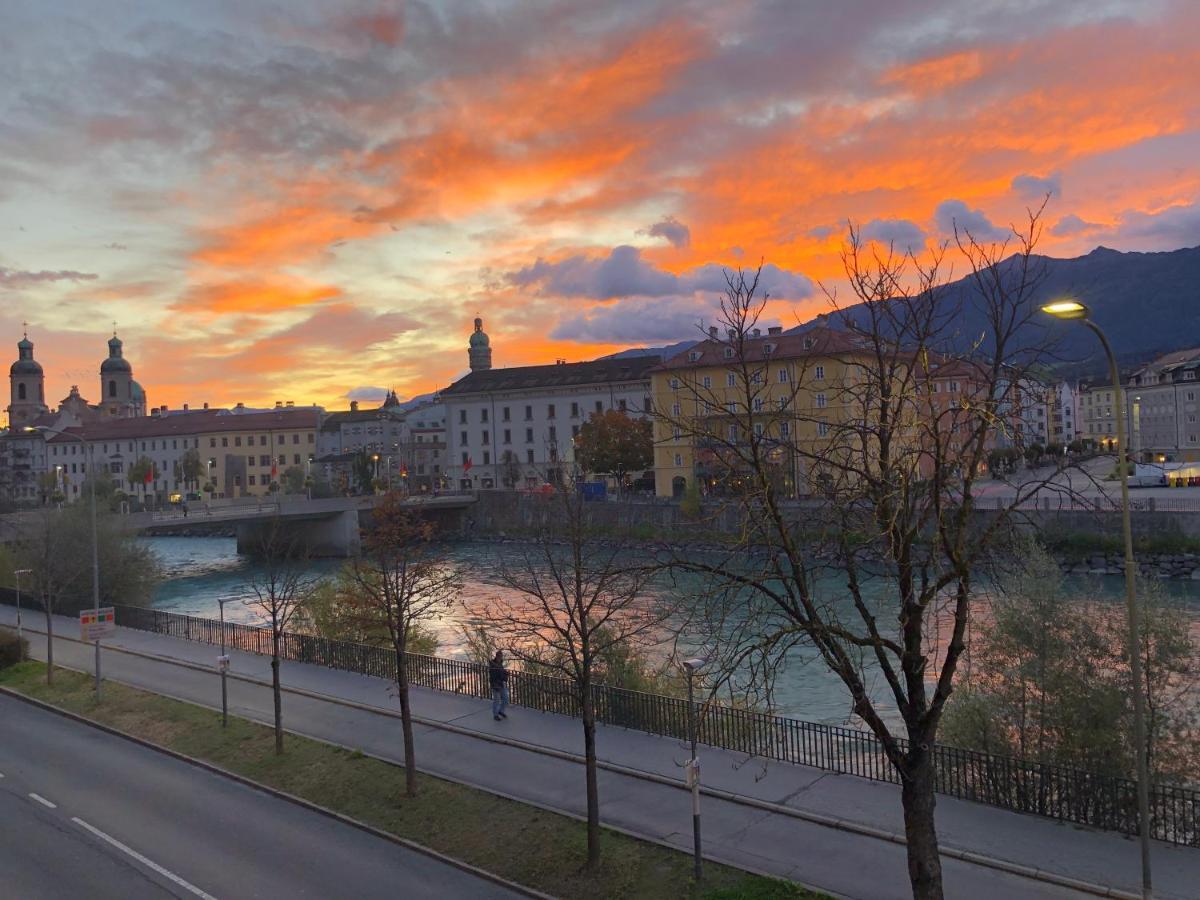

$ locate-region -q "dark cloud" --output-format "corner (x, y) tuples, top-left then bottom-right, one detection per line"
(0, 266), (98, 288)
(550, 296), (713, 343)
(1011, 173), (1060, 199)
(860, 218), (925, 250)
(510, 245), (812, 300)
(644, 215), (691, 247)
(1049, 213), (1101, 237)
(103, 242), (128, 251)
(934, 199), (1010, 242)
(1115, 203), (1200, 245)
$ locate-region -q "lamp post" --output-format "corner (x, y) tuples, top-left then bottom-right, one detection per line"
(682, 657), (707, 881)
(33, 426), (102, 699)
(1042, 299), (1153, 899)
(216, 596), (233, 727)
(13, 568), (32, 646)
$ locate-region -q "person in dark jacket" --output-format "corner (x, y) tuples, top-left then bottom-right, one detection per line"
(489, 650), (509, 721)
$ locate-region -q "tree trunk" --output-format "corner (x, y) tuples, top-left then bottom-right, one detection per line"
(396, 648), (418, 798)
(44, 604), (54, 686)
(901, 751), (944, 900)
(271, 631), (283, 754)
(581, 681), (600, 869)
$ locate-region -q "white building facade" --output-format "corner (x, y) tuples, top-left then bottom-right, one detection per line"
(441, 321), (657, 489)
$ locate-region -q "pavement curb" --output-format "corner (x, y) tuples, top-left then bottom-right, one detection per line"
(7, 623), (1147, 900)
(0, 683), (555, 900)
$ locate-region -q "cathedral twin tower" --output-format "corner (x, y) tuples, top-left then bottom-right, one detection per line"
(7, 332), (146, 427)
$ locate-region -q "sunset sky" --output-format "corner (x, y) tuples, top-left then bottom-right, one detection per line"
(2, 0), (1198, 414)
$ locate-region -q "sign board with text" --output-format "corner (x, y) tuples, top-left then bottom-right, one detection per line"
(79, 607), (115, 641)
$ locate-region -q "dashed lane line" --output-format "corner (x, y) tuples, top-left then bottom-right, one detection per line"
(72, 817), (219, 900)
(28, 792), (56, 809)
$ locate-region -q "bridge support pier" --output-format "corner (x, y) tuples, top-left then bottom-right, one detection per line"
(235, 509), (362, 557)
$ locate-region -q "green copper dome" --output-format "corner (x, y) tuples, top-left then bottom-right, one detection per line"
(469, 317), (489, 347)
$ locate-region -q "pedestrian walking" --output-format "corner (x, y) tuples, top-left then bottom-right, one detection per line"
(489, 649), (509, 721)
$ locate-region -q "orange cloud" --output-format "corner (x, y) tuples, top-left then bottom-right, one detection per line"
(882, 50), (987, 95)
(172, 277), (341, 315)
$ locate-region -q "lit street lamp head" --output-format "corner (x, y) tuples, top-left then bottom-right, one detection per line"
(1040, 299), (1091, 320)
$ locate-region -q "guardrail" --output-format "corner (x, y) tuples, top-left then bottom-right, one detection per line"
(110, 603), (1200, 847)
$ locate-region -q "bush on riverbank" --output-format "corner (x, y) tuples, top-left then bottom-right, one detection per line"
(942, 542), (1200, 786)
(1039, 528), (1200, 562)
(0, 505), (162, 614)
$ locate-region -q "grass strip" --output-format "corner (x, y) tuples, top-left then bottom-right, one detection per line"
(0, 660), (822, 900)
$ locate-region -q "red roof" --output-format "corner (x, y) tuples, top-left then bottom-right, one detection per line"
(653, 326), (866, 371)
(44, 408), (320, 443)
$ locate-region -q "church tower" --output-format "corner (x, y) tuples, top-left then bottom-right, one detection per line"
(8, 331), (48, 427)
(100, 332), (135, 417)
(468, 317), (492, 372)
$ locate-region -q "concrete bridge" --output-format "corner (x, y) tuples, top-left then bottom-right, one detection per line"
(0, 492), (477, 557)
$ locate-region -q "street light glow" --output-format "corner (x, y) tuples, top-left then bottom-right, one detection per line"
(1040, 299), (1090, 320)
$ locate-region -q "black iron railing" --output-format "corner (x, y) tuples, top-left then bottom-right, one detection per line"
(111, 604), (1200, 847)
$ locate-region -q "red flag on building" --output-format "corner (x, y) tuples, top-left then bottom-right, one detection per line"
(271, 459), (278, 479)
(144, 463), (154, 485)
(463, 456), (473, 473)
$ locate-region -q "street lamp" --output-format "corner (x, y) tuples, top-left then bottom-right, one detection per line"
(13, 568), (32, 647)
(216, 596), (234, 727)
(681, 657), (707, 881)
(1042, 299), (1153, 899)
(32, 426), (103, 699)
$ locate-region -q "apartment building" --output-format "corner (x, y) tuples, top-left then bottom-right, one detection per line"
(650, 326), (869, 497)
(1080, 382), (1127, 451)
(1127, 347), (1200, 461)
(1048, 381), (1080, 446)
(43, 406), (319, 502)
(441, 319), (656, 489)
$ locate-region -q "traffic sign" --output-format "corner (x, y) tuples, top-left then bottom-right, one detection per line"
(80, 607), (115, 641)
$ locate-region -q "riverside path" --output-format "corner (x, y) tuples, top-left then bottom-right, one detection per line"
(3, 605), (1199, 900)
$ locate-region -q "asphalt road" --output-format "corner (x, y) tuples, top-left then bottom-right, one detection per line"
(0, 693), (521, 900)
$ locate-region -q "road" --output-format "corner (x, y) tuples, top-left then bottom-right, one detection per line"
(0, 693), (521, 900)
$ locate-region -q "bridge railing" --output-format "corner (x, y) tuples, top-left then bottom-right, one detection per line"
(109, 603), (1200, 848)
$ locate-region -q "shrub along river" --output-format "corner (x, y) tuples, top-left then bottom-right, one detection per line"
(143, 535), (1200, 724)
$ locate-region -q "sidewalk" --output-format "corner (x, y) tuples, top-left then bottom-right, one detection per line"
(5, 605), (1197, 900)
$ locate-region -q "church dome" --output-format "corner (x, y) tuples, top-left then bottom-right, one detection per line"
(10, 358), (43, 376)
(11, 336), (42, 376)
(469, 317), (490, 348)
(101, 355), (132, 373)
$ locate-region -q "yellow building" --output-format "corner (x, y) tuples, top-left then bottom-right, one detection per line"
(46, 405), (320, 502)
(650, 326), (870, 498)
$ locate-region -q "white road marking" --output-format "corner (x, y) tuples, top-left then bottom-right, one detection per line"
(72, 817), (219, 900)
(28, 792), (56, 808)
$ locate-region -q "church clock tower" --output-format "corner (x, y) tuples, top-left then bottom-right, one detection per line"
(8, 331), (48, 427)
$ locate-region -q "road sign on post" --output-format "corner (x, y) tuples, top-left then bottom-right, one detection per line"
(80, 607), (115, 641)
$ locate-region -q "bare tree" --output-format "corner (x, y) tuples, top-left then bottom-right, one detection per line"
(469, 485), (668, 869)
(243, 519), (314, 755)
(655, 209), (1072, 899)
(344, 491), (461, 797)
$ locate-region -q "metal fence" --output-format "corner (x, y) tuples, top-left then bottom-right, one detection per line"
(111, 604), (1200, 847)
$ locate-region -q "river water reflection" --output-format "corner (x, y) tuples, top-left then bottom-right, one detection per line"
(144, 535), (1200, 724)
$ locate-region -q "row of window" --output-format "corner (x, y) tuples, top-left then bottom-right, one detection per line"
(461, 424), (586, 447)
(460, 449), (543, 467)
(458, 398), (637, 426)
